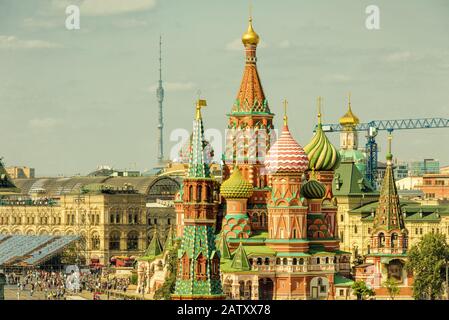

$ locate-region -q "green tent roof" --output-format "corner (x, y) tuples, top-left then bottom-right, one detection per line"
(231, 243), (251, 271)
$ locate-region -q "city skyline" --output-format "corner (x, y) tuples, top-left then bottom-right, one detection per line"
(1, 0), (448, 176)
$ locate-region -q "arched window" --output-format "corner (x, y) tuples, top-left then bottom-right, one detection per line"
(292, 229), (297, 238)
(282, 258), (288, 265)
(378, 233), (385, 248)
(127, 231), (139, 250)
(257, 258), (263, 265)
(391, 233), (398, 248)
(276, 258), (281, 265)
(181, 253), (190, 280)
(264, 257), (270, 265)
(188, 185), (193, 202)
(109, 231), (120, 250)
(91, 233), (100, 250)
(299, 258), (304, 265)
(197, 185), (202, 202)
(195, 253), (207, 281)
(293, 258), (298, 265)
(316, 257), (321, 264)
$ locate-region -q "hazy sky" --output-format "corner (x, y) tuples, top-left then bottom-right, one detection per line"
(1, 0), (448, 176)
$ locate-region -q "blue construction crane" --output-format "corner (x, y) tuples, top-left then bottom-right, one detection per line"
(319, 118), (449, 188)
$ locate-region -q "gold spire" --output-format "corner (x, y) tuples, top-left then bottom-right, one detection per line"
(339, 92), (360, 126)
(317, 96), (322, 125)
(195, 99), (207, 120)
(283, 99), (288, 126)
(242, 8), (260, 46)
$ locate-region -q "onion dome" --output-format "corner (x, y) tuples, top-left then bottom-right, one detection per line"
(264, 101), (309, 174)
(339, 93), (359, 126)
(301, 178), (326, 199)
(242, 17), (259, 46)
(220, 166), (253, 199)
(304, 98), (341, 171)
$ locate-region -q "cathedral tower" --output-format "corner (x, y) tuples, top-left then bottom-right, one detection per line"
(304, 97), (341, 200)
(370, 134), (408, 254)
(172, 99), (224, 300)
(264, 102), (310, 252)
(223, 15), (275, 231)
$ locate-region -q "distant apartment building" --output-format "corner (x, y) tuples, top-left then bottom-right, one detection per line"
(409, 159), (439, 176)
(419, 173), (449, 200)
(5, 166), (35, 179)
(396, 176), (423, 190)
(376, 160), (409, 188)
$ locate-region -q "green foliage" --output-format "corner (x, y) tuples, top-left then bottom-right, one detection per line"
(406, 232), (449, 300)
(382, 278), (400, 300)
(130, 273), (138, 285)
(351, 280), (375, 300)
(153, 242), (179, 300)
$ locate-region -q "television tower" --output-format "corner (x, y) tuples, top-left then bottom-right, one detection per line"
(156, 35), (164, 164)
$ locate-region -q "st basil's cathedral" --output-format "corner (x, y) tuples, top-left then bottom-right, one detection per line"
(169, 16), (354, 300)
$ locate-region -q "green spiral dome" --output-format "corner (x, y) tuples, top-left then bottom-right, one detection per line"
(220, 167), (253, 199)
(301, 179), (326, 199)
(304, 123), (340, 171)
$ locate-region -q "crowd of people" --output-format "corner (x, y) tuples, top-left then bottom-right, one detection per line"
(4, 268), (131, 300)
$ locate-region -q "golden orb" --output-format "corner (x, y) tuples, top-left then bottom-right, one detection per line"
(242, 18), (259, 46)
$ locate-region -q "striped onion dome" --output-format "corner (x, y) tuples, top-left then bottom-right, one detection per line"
(220, 166), (253, 199)
(265, 124), (309, 174)
(301, 179), (326, 199)
(304, 122), (340, 171)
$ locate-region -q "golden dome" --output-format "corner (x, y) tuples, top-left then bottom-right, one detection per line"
(242, 18), (259, 46)
(339, 95), (359, 126)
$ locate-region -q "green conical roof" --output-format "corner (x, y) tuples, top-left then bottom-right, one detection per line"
(145, 231), (163, 257)
(217, 232), (231, 259)
(373, 138), (405, 232)
(304, 122), (340, 171)
(0, 158), (21, 194)
(164, 226), (174, 249)
(187, 100), (211, 178)
(220, 166), (253, 199)
(231, 243), (251, 271)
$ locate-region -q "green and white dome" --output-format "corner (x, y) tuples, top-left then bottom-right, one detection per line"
(304, 108), (340, 171)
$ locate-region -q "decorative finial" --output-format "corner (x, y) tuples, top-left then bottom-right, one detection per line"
(249, 0), (253, 21)
(348, 92), (352, 110)
(317, 96), (322, 125)
(196, 98), (207, 120)
(283, 99), (288, 126)
(386, 133), (393, 162)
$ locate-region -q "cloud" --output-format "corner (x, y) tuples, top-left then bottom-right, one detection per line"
(225, 38), (268, 51)
(0, 35), (62, 49)
(29, 118), (64, 129)
(113, 18), (148, 28)
(80, 0), (157, 16)
(383, 51), (414, 63)
(278, 40), (291, 49)
(148, 82), (197, 92)
(22, 18), (59, 29)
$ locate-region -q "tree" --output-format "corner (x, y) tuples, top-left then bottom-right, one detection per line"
(351, 280), (375, 300)
(382, 278), (400, 300)
(406, 233), (449, 300)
